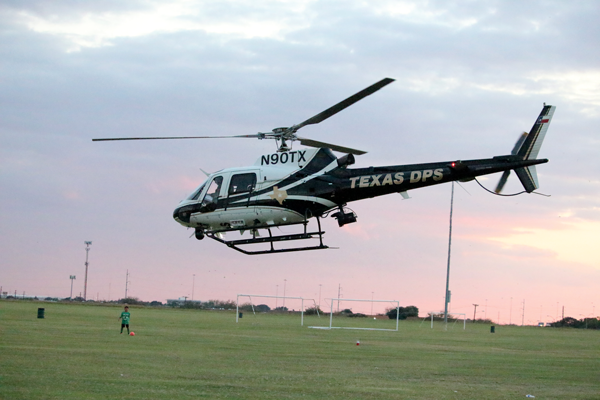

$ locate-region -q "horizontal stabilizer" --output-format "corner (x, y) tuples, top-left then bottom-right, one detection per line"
(515, 165), (539, 193)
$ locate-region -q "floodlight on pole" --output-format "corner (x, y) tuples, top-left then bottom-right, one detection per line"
(69, 275), (76, 299)
(83, 241), (92, 301)
(283, 279), (287, 308)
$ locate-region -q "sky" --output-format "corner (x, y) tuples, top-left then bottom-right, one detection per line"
(1, 0), (599, 325)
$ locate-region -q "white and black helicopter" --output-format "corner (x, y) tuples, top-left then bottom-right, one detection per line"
(94, 78), (555, 255)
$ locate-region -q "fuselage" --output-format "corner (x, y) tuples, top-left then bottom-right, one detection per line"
(173, 148), (547, 234)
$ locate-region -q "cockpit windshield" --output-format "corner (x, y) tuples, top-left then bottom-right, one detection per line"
(186, 180), (208, 201)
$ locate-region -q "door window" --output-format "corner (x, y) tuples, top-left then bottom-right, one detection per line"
(228, 173), (257, 195)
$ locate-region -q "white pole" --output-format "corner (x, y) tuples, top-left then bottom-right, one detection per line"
(236, 294), (239, 323)
(301, 299), (304, 326)
(329, 298), (333, 329)
(444, 182), (454, 329)
(395, 305), (399, 330)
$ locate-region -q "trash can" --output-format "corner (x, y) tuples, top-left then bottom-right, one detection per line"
(490, 326), (495, 333)
(37, 308), (45, 319)
(239, 312), (243, 318)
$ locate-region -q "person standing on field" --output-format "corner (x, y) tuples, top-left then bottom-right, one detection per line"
(119, 306), (131, 334)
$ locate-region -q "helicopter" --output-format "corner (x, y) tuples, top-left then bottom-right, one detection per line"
(94, 78), (555, 255)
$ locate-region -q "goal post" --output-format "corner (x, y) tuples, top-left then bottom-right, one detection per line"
(235, 294), (319, 326)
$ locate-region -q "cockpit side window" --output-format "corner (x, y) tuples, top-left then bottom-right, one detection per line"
(201, 176), (223, 209)
(228, 173), (257, 195)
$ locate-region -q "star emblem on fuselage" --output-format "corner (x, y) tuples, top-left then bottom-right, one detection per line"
(269, 186), (288, 205)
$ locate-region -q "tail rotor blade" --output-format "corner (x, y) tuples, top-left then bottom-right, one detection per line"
(495, 170), (511, 193)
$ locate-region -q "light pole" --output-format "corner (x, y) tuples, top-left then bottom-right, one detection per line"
(69, 275), (76, 299)
(472, 304), (479, 322)
(83, 241), (92, 301)
(276, 285), (279, 309)
(283, 279), (287, 308)
(318, 284), (322, 308)
(192, 274), (196, 301)
(443, 182), (454, 328)
(371, 292), (374, 316)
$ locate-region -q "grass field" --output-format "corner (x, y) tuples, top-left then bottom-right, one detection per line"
(1, 301), (599, 399)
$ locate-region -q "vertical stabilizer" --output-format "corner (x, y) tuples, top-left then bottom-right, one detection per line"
(518, 105), (556, 160)
(513, 105), (555, 193)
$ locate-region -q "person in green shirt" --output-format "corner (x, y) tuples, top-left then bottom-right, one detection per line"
(119, 306), (131, 334)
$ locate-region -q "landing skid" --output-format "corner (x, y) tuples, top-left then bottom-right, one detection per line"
(205, 217), (329, 255)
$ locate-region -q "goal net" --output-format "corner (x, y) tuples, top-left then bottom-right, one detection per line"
(235, 294), (320, 326)
(308, 298), (400, 331)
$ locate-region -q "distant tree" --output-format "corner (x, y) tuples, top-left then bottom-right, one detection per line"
(304, 306), (323, 315)
(340, 309), (353, 315)
(387, 306), (419, 320)
(239, 303), (255, 312)
(118, 297), (145, 305)
(348, 313), (367, 318)
(254, 304), (271, 312)
(149, 301), (163, 307)
(203, 299), (236, 310)
(273, 306), (288, 312)
(552, 316), (599, 329)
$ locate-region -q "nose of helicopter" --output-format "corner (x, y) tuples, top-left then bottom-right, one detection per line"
(173, 203), (192, 225)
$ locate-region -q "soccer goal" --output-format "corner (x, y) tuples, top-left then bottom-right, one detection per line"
(308, 298), (400, 331)
(235, 294), (320, 326)
(420, 312), (466, 330)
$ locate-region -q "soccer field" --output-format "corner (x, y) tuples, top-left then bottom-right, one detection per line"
(1, 301), (599, 399)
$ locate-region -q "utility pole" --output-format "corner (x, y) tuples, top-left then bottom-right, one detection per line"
(125, 269), (129, 299)
(69, 275), (76, 299)
(83, 241), (92, 300)
(472, 304), (478, 322)
(337, 284), (342, 312)
(510, 297), (513, 325)
(192, 274), (196, 301)
(275, 285), (278, 308)
(521, 299), (525, 326)
(444, 181), (454, 328)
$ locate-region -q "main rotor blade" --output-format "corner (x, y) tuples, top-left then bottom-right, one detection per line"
(292, 77), (395, 131)
(92, 134), (262, 142)
(298, 137), (367, 155)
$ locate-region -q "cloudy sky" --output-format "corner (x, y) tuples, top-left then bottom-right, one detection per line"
(1, 0), (599, 324)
